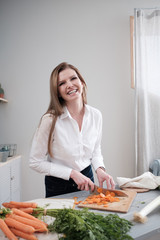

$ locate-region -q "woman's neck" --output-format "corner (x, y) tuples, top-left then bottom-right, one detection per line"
(66, 100), (85, 131)
(66, 97), (84, 114)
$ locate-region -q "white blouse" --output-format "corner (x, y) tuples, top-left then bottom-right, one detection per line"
(29, 104), (105, 180)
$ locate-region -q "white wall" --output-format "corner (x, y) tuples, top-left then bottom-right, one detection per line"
(0, 0), (159, 201)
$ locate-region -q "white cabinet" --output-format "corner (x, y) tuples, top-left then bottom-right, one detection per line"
(0, 163), (10, 204)
(0, 156), (21, 206)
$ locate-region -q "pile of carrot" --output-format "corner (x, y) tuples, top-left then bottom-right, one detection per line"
(75, 189), (120, 207)
(0, 201), (48, 240)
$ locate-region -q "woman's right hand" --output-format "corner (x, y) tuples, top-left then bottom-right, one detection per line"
(70, 169), (95, 191)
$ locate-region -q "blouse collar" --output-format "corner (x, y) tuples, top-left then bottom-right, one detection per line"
(60, 104), (89, 120)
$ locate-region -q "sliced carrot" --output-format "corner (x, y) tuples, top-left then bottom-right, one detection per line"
(4, 217), (35, 234)
(73, 197), (79, 206)
(114, 197), (120, 202)
(0, 218), (18, 240)
(100, 193), (105, 198)
(7, 214), (47, 232)
(75, 201), (82, 205)
(105, 196), (112, 201)
(10, 228), (38, 240)
(110, 192), (115, 197)
(104, 191), (107, 195)
(79, 191), (120, 206)
(10, 201), (38, 208)
(93, 198), (98, 202)
(97, 187), (103, 193)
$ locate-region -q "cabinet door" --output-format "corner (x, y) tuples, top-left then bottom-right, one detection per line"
(0, 163), (11, 206)
(10, 157), (21, 201)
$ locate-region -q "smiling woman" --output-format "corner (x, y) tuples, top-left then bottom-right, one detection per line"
(58, 68), (84, 108)
(29, 62), (115, 197)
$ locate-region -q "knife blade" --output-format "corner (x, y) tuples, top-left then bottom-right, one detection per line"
(91, 185), (128, 197)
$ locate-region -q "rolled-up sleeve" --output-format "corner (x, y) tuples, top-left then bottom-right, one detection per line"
(29, 115), (72, 180)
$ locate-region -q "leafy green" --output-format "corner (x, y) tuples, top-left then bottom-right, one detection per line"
(0, 208), (11, 219)
(33, 208), (133, 240)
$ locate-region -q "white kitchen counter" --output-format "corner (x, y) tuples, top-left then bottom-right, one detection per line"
(1, 188), (160, 240)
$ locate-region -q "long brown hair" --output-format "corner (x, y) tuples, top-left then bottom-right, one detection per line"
(45, 62), (87, 157)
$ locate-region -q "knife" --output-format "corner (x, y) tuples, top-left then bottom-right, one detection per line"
(91, 185), (128, 197)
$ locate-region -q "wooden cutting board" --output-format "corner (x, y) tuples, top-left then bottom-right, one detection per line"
(121, 187), (149, 193)
(78, 190), (137, 213)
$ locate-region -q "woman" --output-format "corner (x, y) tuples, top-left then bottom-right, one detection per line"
(29, 62), (115, 197)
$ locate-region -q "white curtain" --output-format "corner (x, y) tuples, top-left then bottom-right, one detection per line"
(135, 8), (160, 176)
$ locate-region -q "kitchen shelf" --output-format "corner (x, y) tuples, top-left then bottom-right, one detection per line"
(0, 98), (8, 103)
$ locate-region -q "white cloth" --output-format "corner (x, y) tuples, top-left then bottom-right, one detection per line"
(117, 172), (160, 189)
(29, 104), (105, 180)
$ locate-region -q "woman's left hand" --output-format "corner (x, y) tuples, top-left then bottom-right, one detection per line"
(96, 167), (115, 189)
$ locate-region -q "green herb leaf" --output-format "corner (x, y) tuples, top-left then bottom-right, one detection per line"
(0, 208), (11, 219)
(44, 208), (133, 240)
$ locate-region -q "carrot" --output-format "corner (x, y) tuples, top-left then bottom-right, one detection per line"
(110, 192), (115, 197)
(11, 208), (47, 227)
(10, 228), (38, 240)
(10, 201), (38, 208)
(99, 193), (105, 198)
(75, 200), (82, 205)
(97, 187), (103, 193)
(0, 218), (18, 240)
(2, 202), (17, 209)
(2, 201), (37, 209)
(79, 191), (120, 207)
(8, 214), (48, 232)
(4, 217), (35, 234)
(19, 208), (34, 214)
